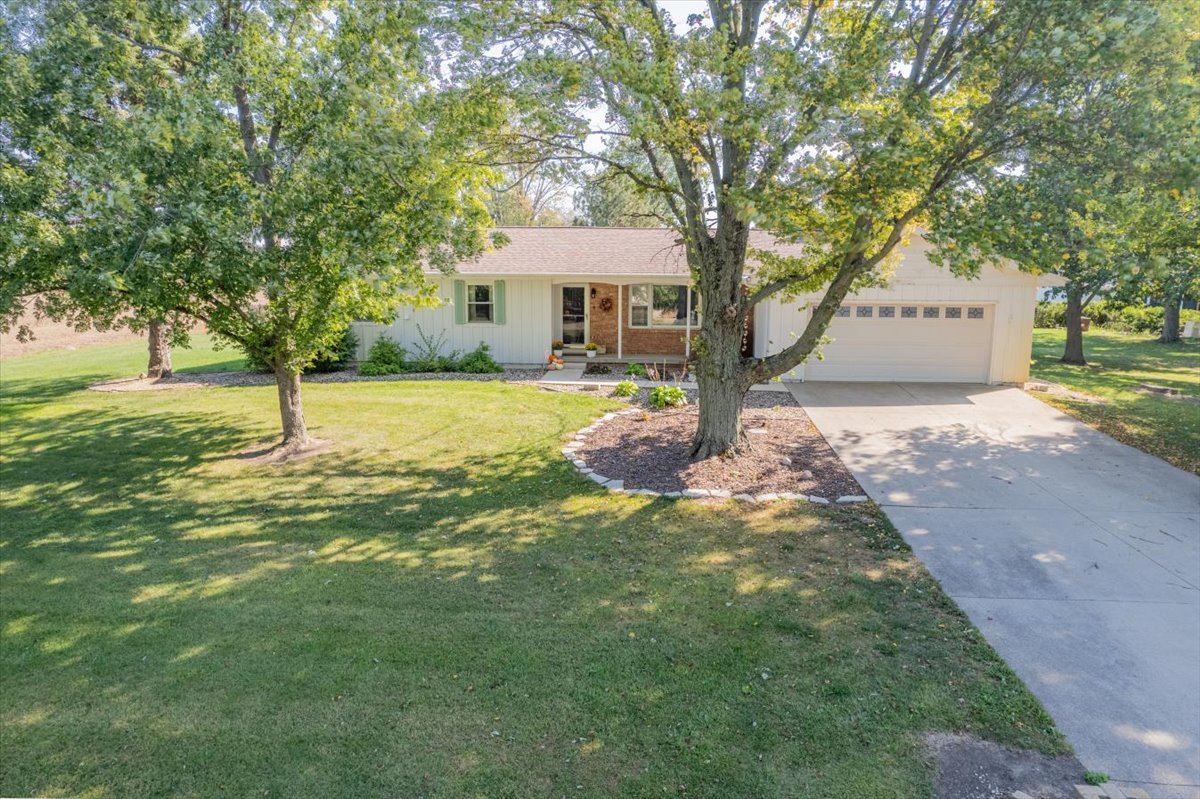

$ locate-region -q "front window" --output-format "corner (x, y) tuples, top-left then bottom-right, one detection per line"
(467, 283), (492, 323)
(630, 284), (697, 328)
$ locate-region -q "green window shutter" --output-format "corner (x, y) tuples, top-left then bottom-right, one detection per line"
(453, 280), (466, 325)
(493, 280), (506, 325)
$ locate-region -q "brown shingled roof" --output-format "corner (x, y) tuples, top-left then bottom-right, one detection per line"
(445, 226), (803, 277)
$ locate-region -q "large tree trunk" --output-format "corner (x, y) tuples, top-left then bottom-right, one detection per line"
(690, 313), (752, 459)
(274, 365), (311, 448)
(146, 320), (173, 378)
(1062, 286), (1087, 365)
(1160, 295), (1181, 343)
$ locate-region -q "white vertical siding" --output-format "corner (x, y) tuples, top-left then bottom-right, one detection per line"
(352, 277), (553, 366)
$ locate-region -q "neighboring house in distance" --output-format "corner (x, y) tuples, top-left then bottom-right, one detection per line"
(352, 226), (1040, 384)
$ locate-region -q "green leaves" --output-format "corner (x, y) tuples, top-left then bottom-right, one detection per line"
(3, 0), (499, 383)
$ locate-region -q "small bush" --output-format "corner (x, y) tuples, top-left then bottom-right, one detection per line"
(456, 342), (504, 374)
(612, 380), (638, 398)
(649, 385), (687, 409)
(309, 327), (359, 373)
(243, 326), (359, 374)
(359, 336), (407, 376)
(625, 362), (648, 378)
(408, 325), (460, 372)
(1034, 301), (1066, 329)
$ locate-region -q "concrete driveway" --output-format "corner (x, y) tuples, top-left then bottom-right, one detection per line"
(788, 382), (1200, 798)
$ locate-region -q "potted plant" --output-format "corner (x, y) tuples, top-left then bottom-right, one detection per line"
(584, 342), (598, 359)
(552, 340), (564, 357)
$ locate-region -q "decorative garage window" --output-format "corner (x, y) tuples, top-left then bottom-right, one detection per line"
(856, 306), (873, 317)
(630, 284), (697, 328)
(879, 306), (895, 318)
(923, 306), (940, 318)
(968, 306), (985, 319)
(945, 307), (962, 319)
(901, 306), (917, 318)
(835, 305), (850, 317)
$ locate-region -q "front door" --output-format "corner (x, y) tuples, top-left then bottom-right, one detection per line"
(561, 285), (586, 345)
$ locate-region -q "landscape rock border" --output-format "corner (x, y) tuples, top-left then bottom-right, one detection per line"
(561, 409), (870, 505)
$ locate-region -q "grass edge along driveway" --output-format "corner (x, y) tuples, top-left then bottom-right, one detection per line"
(1030, 328), (1200, 474)
(1, 340), (1066, 798)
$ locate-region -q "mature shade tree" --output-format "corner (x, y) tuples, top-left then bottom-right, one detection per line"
(946, 158), (1141, 365)
(472, 0), (1192, 457)
(931, 14), (1198, 364)
(1129, 192), (1200, 345)
(2, 0), (499, 452)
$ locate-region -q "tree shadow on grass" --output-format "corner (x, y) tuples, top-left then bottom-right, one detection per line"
(0, 391), (1067, 799)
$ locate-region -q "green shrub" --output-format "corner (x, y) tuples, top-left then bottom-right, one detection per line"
(1035, 300), (1200, 334)
(408, 325), (460, 372)
(244, 326), (358, 373)
(624, 362), (648, 378)
(309, 327), (359, 373)
(649, 385), (687, 409)
(612, 380), (638, 398)
(1034, 301), (1066, 329)
(359, 336), (407, 376)
(456, 342), (504, 374)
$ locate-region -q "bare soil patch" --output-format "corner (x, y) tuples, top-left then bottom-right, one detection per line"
(237, 438), (334, 464)
(1025, 380), (1104, 404)
(89, 376), (226, 392)
(577, 404), (862, 498)
(928, 733), (1086, 799)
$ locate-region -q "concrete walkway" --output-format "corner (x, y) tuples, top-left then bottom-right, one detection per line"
(787, 382), (1200, 798)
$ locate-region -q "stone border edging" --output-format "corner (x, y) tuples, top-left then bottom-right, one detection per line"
(561, 409), (869, 505)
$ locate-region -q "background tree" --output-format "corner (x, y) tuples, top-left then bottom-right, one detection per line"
(474, 0), (1191, 457)
(930, 14), (1198, 363)
(1130, 193), (1200, 345)
(574, 164), (671, 227)
(2, 0), (499, 452)
(486, 162), (573, 225)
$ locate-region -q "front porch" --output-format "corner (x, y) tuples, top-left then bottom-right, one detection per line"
(552, 280), (696, 361)
(558, 347), (686, 365)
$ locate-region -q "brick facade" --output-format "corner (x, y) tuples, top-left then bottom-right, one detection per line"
(587, 283), (690, 357)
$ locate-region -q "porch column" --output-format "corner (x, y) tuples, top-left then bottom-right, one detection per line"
(617, 283), (623, 359)
(684, 286), (692, 359)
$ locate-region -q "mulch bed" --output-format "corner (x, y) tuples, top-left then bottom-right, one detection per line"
(577, 404), (863, 497)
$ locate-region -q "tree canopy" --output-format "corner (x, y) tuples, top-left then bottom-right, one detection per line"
(2, 0), (501, 449)
(465, 0), (1197, 455)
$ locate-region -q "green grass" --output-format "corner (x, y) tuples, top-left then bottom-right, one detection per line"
(1, 340), (1065, 798)
(1031, 328), (1200, 474)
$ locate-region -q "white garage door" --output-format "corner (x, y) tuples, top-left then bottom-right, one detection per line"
(804, 303), (994, 383)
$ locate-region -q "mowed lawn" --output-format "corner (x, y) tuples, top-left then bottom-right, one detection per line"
(1031, 328), (1200, 474)
(1, 341), (1065, 798)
